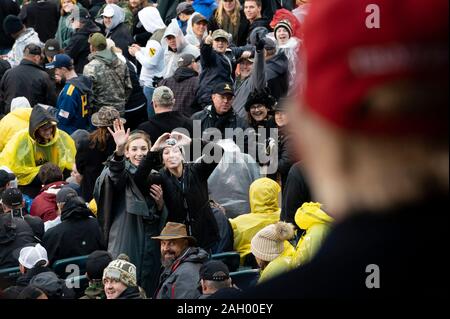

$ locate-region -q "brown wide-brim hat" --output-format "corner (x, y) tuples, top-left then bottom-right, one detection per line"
(152, 222), (197, 246)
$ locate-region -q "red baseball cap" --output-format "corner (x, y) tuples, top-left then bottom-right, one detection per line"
(301, 0), (449, 136)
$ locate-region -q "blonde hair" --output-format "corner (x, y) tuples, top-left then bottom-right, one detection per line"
(125, 131), (152, 151)
(216, 0), (241, 27)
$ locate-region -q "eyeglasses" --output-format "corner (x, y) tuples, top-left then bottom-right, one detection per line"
(250, 104), (266, 110)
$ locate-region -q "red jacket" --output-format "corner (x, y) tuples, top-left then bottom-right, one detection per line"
(30, 181), (67, 222)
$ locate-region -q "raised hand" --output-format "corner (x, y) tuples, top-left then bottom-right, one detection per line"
(204, 31), (213, 45)
(150, 132), (172, 152)
(170, 131), (192, 147)
(107, 119), (130, 156)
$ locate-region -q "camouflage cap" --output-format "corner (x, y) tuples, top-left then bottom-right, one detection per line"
(212, 29), (230, 42)
(103, 254), (137, 287)
(88, 32), (107, 51)
(153, 86), (175, 106)
(91, 106), (126, 127)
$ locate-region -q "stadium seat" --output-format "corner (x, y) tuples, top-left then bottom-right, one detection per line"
(229, 269), (260, 290)
(65, 274), (89, 298)
(52, 255), (89, 279)
(210, 252), (240, 272)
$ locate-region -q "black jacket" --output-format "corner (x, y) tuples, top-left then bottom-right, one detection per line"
(137, 111), (194, 145)
(233, 197), (450, 298)
(134, 142), (223, 250)
(261, 0), (295, 20)
(191, 105), (248, 136)
(266, 52), (289, 100)
(0, 214), (36, 269)
(106, 22), (133, 60)
(280, 162), (311, 228)
(117, 286), (144, 299)
(0, 59), (56, 114)
(245, 17), (270, 44)
(196, 43), (245, 106)
(42, 196), (105, 264)
(65, 20), (101, 75)
(16, 266), (54, 287)
(75, 134), (116, 202)
(18, 0), (59, 43)
(0, 0), (20, 50)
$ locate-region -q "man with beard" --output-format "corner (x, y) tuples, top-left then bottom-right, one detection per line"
(152, 222), (209, 299)
(46, 54), (93, 135)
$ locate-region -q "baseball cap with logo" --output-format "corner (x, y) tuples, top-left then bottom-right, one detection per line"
(177, 53), (196, 68)
(44, 39), (61, 59)
(1, 187), (23, 207)
(212, 82), (234, 96)
(153, 86), (175, 106)
(45, 54), (73, 70)
(18, 244), (49, 269)
(91, 106), (126, 127)
(199, 260), (230, 281)
(212, 29), (230, 42)
(101, 4), (115, 18)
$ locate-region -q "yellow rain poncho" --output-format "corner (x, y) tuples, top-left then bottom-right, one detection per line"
(259, 255), (293, 283)
(292, 202), (334, 268)
(0, 105), (76, 185)
(230, 178), (281, 264)
(0, 108), (32, 153)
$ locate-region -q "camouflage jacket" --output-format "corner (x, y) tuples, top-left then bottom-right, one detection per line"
(80, 280), (106, 299)
(83, 49), (132, 115)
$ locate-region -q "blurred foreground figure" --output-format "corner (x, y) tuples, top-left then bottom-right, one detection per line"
(227, 0), (449, 298)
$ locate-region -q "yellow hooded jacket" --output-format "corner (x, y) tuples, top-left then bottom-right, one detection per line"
(229, 178), (281, 264)
(292, 202), (334, 268)
(0, 106), (76, 185)
(0, 108), (32, 153)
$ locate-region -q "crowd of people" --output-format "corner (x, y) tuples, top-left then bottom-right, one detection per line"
(0, 0), (448, 300)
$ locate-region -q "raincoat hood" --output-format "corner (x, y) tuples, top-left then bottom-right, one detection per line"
(29, 105), (58, 143)
(103, 4), (125, 32)
(249, 178), (281, 214)
(295, 202), (334, 230)
(185, 12), (208, 46)
(60, 196), (94, 221)
(138, 6), (166, 33)
(163, 19), (189, 52)
(10, 108), (32, 123)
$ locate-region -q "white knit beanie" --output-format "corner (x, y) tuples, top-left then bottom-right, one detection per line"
(251, 222), (295, 262)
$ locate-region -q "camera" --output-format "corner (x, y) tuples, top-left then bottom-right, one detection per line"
(165, 138), (177, 146)
(148, 172), (164, 185)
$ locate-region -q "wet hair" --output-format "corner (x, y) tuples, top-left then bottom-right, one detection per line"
(38, 162), (63, 185)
